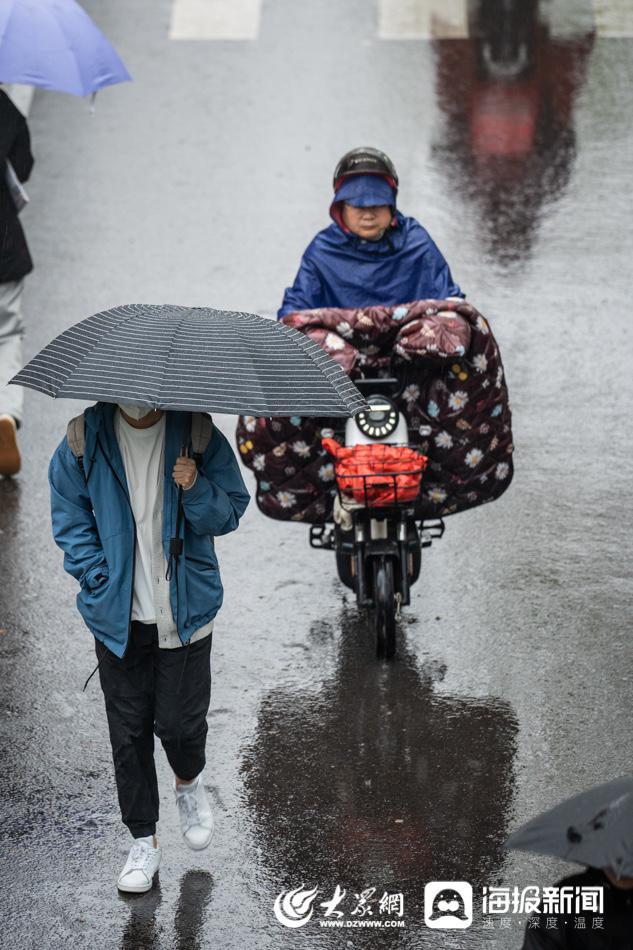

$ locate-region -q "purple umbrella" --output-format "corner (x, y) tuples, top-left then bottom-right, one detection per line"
(0, 0), (131, 97)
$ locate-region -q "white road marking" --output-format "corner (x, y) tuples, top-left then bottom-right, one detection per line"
(6, 84), (35, 116)
(168, 0), (263, 40)
(542, 0), (595, 38)
(377, 0), (469, 40)
(593, 0), (633, 36)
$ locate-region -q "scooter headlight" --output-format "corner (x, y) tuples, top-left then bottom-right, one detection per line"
(355, 396), (399, 440)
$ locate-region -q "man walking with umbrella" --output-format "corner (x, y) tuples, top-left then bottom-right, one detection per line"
(11, 301), (364, 891)
(49, 399), (250, 892)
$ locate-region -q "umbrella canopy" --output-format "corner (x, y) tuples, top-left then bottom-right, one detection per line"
(506, 776), (633, 877)
(0, 0), (131, 96)
(10, 303), (367, 417)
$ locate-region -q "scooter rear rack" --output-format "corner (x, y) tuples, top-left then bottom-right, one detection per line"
(309, 517), (445, 552)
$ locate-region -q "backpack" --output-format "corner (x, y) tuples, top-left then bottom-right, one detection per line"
(67, 410), (213, 472)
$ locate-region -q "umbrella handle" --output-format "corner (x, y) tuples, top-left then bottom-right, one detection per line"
(170, 485), (184, 557)
(169, 443), (187, 557)
(167, 442), (189, 636)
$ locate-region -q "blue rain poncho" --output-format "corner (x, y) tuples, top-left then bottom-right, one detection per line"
(278, 175), (463, 317)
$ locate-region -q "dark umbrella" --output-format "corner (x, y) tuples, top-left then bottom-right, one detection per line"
(10, 303), (366, 417)
(505, 776), (633, 877)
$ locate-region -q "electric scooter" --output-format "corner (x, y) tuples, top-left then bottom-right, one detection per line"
(310, 376), (444, 659)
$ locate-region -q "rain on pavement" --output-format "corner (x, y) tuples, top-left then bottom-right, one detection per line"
(1, 0), (632, 947)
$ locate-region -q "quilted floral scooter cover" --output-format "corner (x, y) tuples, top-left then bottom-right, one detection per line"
(235, 299), (513, 523)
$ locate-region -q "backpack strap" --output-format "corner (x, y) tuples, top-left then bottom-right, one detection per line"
(66, 413), (86, 468)
(190, 412), (213, 462)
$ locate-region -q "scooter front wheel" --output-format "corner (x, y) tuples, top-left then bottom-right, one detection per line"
(373, 556), (396, 659)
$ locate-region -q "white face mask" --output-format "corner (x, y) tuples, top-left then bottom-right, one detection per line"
(118, 401), (154, 421)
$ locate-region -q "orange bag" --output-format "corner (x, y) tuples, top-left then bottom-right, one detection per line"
(322, 438), (427, 506)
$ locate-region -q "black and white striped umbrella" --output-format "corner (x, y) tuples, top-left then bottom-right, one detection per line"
(10, 304), (367, 417)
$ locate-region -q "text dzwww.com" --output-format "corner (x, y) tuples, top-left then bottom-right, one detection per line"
(319, 920), (405, 928)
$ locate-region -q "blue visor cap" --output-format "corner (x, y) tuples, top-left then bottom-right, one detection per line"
(333, 174), (397, 209)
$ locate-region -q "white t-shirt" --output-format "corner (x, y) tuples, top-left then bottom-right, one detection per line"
(114, 411), (166, 623)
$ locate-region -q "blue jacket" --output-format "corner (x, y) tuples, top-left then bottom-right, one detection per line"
(48, 403), (250, 658)
(278, 211), (463, 318)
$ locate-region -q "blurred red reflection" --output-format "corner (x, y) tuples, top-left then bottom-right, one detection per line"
(432, 0), (595, 261)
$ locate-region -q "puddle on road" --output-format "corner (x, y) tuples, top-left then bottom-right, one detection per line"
(240, 607), (519, 941)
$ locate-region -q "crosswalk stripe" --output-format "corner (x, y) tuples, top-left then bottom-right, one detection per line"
(593, 0), (633, 36)
(166, 0), (633, 41)
(168, 0), (262, 40)
(377, 0), (469, 40)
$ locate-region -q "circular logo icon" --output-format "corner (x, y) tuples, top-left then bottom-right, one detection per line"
(273, 885), (319, 929)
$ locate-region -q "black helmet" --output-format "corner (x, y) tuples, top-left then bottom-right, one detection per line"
(333, 147), (399, 190)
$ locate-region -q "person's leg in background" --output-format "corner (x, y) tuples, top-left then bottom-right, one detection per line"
(97, 621), (162, 892)
(154, 633), (214, 850)
(0, 278), (25, 476)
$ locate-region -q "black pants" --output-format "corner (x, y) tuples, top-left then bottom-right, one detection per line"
(96, 621), (212, 838)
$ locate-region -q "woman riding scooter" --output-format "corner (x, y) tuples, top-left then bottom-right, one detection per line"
(277, 148), (465, 652)
(238, 149), (511, 657)
(278, 147), (464, 316)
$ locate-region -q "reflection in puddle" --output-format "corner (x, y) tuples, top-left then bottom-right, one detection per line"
(119, 879), (162, 950)
(118, 870), (213, 950)
(241, 609), (518, 930)
(432, 0), (594, 265)
(174, 870), (214, 950)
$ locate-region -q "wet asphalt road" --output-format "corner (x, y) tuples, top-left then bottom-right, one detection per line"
(1, 1), (633, 947)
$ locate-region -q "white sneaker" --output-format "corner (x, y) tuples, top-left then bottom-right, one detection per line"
(174, 775), (214, 851)
(117, 838), (161, 893)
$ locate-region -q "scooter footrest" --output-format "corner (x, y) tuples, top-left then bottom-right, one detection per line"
(420, 518), (445, 547)
(309, 524), (335, 550)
